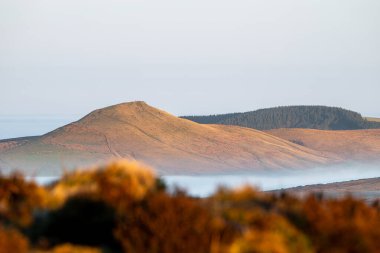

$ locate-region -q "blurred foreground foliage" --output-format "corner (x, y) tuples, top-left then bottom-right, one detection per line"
(1, 160), (380, 253)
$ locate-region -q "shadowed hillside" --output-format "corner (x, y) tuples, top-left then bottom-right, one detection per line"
(183, 106), (380, 130)
(0, 102), (334, 175)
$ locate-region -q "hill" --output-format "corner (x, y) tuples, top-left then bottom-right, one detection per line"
(183, 106), (380, 130)
(0, 102), (334, 175)
(366, 117), (380, 123)
(267, 128), (380, 161)
(275, 177), (380, 202)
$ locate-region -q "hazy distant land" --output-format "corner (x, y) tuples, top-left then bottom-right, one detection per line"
(1, 102), (380, 253)
(0, 102), (336, 175)
(0, 102), (379, 177)
(366, 117), (380, 123)
(274, 177), (380, 202)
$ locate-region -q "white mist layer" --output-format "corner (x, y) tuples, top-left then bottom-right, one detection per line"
(163, 165), (380, 197)
(32, 164), (380, 197)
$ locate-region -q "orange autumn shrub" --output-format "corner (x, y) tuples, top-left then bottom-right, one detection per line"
(51, 243), (102, 253)
(208, 186), (282, 228)
(0, 225), (29, 253)
(299, 195), (380, 253)
(48, 160), (157, 209)
(30, 160), (158, 251)
(1, 161), (380, 253)
(0, 173), (46, 226)
(114, 191), (229, 253)
(209, 187), (312, 253)
(95, 160), (157, 211)
(266, 192), (380, 253)
(228, 215), (313, 253)
(32, 196), (119, 250)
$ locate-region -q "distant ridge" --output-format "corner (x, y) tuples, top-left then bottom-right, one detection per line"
(182, 106), (380, 130)
(273, 177), (380, 202)
(0, 102), (335, 175)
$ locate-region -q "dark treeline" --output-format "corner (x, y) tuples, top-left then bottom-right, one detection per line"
(182, 105), (380, 130)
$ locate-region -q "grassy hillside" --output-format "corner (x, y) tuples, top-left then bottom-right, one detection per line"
(366, 117), (380, 123)
(267, 128), (380, 161)
(0, 102), (334, 175)
(183, 106), (380, 130)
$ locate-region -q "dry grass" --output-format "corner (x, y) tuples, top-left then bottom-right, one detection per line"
(267, 128), (380, 161)
(0, 102), (336, 175)
(365, 117), (380, 123)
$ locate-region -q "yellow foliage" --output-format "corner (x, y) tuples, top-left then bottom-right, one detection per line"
(48, 159), (156, 208)
(0, 173), (46, 226)
(0, 225), (29, 253)
(229, 217), (313, 253)
(3, 161), (380, 253)
(230, 230), (288, 253)
(96, 159), (156, 206)
(51, 244), (101, 253)
(209, 186), (269, 226)
(213, 185), (260, 202)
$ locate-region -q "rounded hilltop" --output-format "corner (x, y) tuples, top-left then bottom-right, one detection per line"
(76, 101), (173, 124)
(105, 101), (150, 110)
(84, 101), (155, 115)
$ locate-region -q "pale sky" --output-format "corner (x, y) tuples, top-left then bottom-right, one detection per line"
(1, 0), (379, 117)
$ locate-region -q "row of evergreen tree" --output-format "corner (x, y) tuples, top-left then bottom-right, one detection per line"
(182, 106), (380, 130)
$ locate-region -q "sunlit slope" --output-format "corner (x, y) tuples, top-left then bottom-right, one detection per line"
(366, 117), (380, 123)
(267, 128), (380, 161)
(0, 102), (335, 175)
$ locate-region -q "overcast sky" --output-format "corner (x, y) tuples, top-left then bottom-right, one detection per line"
(1, 0), (379, 117)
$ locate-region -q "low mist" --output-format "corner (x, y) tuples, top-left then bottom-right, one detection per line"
(163, 163), (380, 197)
